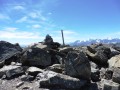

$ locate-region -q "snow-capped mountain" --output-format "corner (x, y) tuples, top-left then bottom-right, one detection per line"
(70, 38), (120, 46)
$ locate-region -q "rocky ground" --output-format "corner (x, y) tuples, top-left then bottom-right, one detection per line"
(0, 35), (120, 90)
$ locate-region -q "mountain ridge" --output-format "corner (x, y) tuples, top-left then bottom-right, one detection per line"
(69, 38), (120, 46)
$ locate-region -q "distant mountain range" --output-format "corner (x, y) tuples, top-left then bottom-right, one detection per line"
(69, 38), (120, 46)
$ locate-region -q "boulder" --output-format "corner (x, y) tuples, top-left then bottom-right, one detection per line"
(21, 47), (51, 67)
(86, 45), (111, 67)
(86, 48), (109, 67)
(95, 46), (111, 56)
(110, 47), (120, 58)
(112, 68), (120, 84)
(37, 71), (87, 89)
(0, 41), (22, 66)
(102, 79), (120, 90)
(90, 62), (100, 82)
(108, 54), (120, 68)
(0, 65), (24, 78)
(100, 68), (113, 80)
(65, 51), (91, 80)
(91, 68), (100, 82)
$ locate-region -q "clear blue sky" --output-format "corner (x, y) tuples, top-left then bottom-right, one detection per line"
(0, 0), (120, 45)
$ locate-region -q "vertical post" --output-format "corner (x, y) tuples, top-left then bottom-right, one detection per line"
(61, 30), (65, 46)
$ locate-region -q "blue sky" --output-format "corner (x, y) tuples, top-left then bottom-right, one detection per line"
(0, 0), (120, 45)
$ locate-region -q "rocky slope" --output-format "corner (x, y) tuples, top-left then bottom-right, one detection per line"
(0, 35), (120, 90)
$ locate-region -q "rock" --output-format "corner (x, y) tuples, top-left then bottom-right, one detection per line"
(100, 68), (106, 79)
(112, 68), (120, 84)
(56, 55), (64, 64)
(44, 34), (53, 45)
(86, 49), (108, 67)
(0, 41), (22, 66)
(90, 61), (98, 69)
(87, 46), (96, 54)
(43, 34), (60, 49)
(104, 68), (113, 80)
(86, 45), (111, 67)
(82, 83), (99, 90)
(26, 67), (44, 76)
(95, 46), (111, 57)
(16, 81), (24, 88)
(21, 75), (35, 81)
(102, 79), (120, 90)
(34, 43), (48, 50)
(110, 47), (120, 58)
(65, 51), (91, 80)
(59, 47), (73, 54)
(0, 65), (24, 78)
(100, 68), (113, 80)
(112, 43), (120, 52)
(45, 64), (64, 73)
(91, 68), (100, 82)
(21, 47), (51, 67)
(108, 54), (120, 68)
(6, 66), (24, 78)
(90, 62), (100, 82)
(37, 71), (87, 89)
(34, 42), (60, 50)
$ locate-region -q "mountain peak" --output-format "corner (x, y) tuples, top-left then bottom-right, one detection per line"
(70, 38), (120, 46)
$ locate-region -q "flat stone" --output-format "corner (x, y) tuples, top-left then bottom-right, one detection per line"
(38, 71), (87, 89)
(0, 65), (23, 78)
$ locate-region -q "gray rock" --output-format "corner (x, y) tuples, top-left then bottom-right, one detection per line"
(56, 55), (64, 64)
(82, 83), (99, 90)
(86, 49), (108, 66)
(21, 47), (51, 67)
(0, 41), (22, 67)
(110, 47), (120, 58)
(102, 79), (120, 90)
(100, 68), (106, 79)
(21, 75), (35, 81)
(34, 43), (49, 50)
(65, 51), (91, 80)
(37, 71), (87, 89)
(6, 66), (24, 78)
(0, 65), (24, 78)
(59, 47), (73, 54)
(91, 68), (100, 82)
(100, 68), (113, 80)
(86, 45), (111, 67)
(44, 34), (53, 45)
(26, 67), (44, 76)
(112, 43), (120, 52)
(90, 62), (100, 82)
(112, 68), (120, 84)
(90, 61), (98, 70)
(108, 54), (120, 68)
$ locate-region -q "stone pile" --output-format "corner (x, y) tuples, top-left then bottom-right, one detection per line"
(0, 35), (120, 90)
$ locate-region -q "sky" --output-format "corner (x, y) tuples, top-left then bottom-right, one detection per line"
(0, 0), (120, 45)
